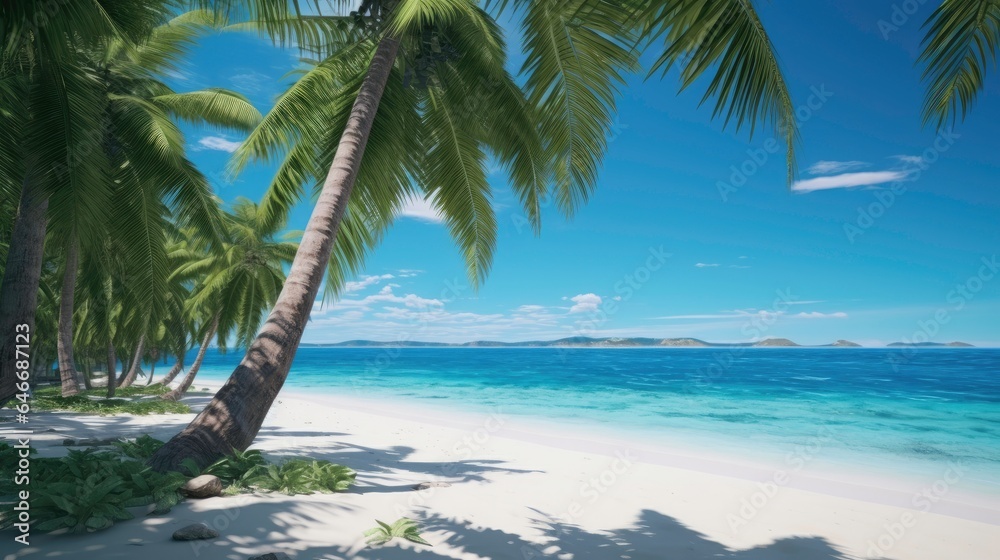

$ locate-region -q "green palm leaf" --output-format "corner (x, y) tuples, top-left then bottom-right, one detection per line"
(640, 0), (798, 184)
(919, 0), (1000, 129)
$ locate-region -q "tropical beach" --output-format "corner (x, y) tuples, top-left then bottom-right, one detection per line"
(5, 373), (998, 559)
(2, 0), (999, 559)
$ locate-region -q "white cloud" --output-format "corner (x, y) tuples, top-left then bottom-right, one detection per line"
(569, 293), (602, 314)
(807, 160), (869, 175)
(229, 70), (270, 94)
(325, 285), (444, 313)
(894, 155), (925, 166)
(398, 194), (444, 223)
(793, 311), (848, 319)
(197, 136), (241, 153)
(343, 274), (394, 293)
(695, 263), (720, 268)
(792, 171), (908, 193)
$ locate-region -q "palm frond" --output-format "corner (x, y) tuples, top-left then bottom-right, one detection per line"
(640, 0), (798, 184)
(520, 0), (639, 215)
(919, 0), (1000, 129)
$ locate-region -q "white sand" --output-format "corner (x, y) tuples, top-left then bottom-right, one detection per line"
(3, 384), (997, 559)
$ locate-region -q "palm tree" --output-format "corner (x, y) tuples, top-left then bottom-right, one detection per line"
(0, 0), (169, 405)
(33, 11), (261, 397)
(150, 0), (799, 471)
(162, 199), (298, 401)
(918, 0), (1000, 129)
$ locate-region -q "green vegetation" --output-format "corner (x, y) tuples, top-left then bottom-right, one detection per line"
(10, 386), (188, 415)
(250, 460), (357, 495)
(0, 437), (355, 534)
(113, 435), (166, 460)
(365, 518), (431, 547)
(0, 449), (186, 533)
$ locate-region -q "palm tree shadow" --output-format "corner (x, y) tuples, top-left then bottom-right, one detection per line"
(358, 508), (863, 560)
(252, 437), (543, 493)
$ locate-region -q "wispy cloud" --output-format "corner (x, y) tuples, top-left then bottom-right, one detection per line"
(343, 274), (395, 293)
(196, 136), (241, 153)
(398, 194), (443, 223)
(794, 311), (848, 319)
(807, 160), (869, 175)
(792, 171), (908, 193)
(656, 309), (847, 321)
(894, 155), (926, 166)
(228, 70), (270, 94)
(695, 263), (720, 268)
(568, 293), (602, 314)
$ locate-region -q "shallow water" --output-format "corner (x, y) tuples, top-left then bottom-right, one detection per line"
(191, 347), (1000, 493)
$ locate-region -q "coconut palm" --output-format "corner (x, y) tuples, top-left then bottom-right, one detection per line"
(0, 0), (172, 405)
(918, 0), (1000, 129)
(160, 200), (298, 401)
(22, 11), (261, 397)
(150, 0), (799, 471)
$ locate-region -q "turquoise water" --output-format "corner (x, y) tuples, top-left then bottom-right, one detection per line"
(191, 347), (1000, 491)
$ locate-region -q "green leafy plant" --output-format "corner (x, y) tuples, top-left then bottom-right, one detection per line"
(31, 473), (135, 533)
(248, 459), (355, 495)
(113, 435), (164, 460)
(0, 444), (185, 533)
(205, 448), (267, 485)
(364, 518), (431, 547)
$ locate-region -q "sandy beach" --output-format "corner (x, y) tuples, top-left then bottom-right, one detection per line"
(2, 382), (997, 560)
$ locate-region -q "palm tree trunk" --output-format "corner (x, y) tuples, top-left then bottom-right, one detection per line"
(162, 316), (218, 402)
(119, 334), (145, 388)
(149, 34), (401, 472)
(155, 354), (185, 386)
(106, 341), (117, 398)
(0, 179), (49, 406)
(58, 236), (82, 397)
(82, 359), (93, 390)
(147, 356), (156, 385)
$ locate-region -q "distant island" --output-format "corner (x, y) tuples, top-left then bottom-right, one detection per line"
(300, 337), (976, 348)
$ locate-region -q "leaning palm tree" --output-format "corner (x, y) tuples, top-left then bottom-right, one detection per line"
(918, 0), (1000, 129)
(150, 0), (799, 471)
(162, 200), (298, 401)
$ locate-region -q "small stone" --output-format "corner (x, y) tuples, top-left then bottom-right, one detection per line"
(181, 475), (223, 498)
(172, 523), (218, 541)
(248, 554), (292, 560)
(412, 481), (451, 491)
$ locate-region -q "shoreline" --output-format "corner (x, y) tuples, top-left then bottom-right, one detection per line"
(5, 383), (998, 559)
(279, 385), (1000, 522)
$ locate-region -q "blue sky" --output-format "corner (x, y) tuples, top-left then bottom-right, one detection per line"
(171, 0), (1000, 346)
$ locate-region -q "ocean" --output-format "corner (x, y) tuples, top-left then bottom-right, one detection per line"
(189, 347), (1000, 494)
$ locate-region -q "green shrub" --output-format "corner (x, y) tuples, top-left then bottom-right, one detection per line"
(0, 448), (185, 533)
(249, 459), (355, 495)
(364, 518), (431, 546)
(113, 435), (164, 460)
(205, 448), (267, 485)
